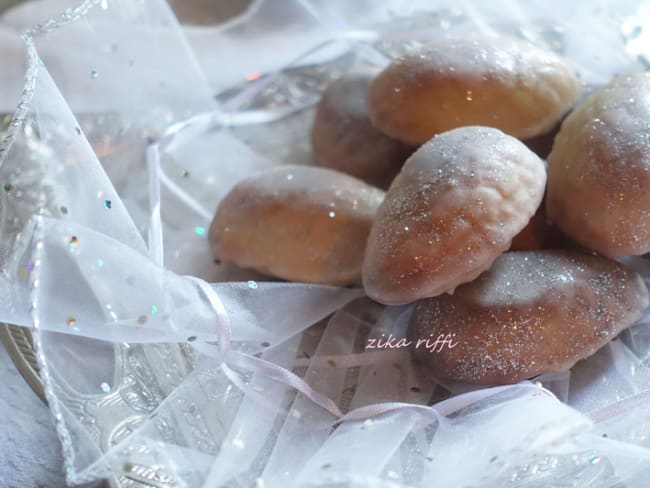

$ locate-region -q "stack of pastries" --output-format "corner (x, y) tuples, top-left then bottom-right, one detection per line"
(209, 37), (650, 385)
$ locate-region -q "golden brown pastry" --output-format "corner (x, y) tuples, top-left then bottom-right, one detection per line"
(509, 196), (565, 251)
(368, 37), (580, 145)
(547, 72), (650, 257)
(408, 250), (649, 385)
(522, 121), (562, 160)
(209, 165), (384, 285)
(362, 126), (546, 305)
(312, 70), (413, 188)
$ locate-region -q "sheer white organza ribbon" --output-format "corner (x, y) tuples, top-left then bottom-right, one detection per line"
(23, 200), (563, 427)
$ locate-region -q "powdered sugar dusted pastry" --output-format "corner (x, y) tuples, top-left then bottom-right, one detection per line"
(547, 72), (650, 257)
(209, 165), (385, 285)
(368, 37), (580, 145)
(408, 250), (649, 385)
(362, 126), (546, 305)
(312, 70), (412, 188)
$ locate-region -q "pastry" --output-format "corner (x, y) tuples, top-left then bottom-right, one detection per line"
(510, 196), (565, 251)
(312, 69), (412, 188)
(368, 37), (579, 145)
(407, 250), (649, 385)
(363, 126), (546, 305)
(209, 165), (385, 285)
(547, 72), (650, 257)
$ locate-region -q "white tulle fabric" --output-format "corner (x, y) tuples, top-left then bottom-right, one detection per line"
(2, 0), (650, 487)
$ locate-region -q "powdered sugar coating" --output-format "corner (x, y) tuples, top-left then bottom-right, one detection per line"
(368, 37), (580, 145)
(408, 250), (649, 385)
(312, 69), (412, 188)
(547, 72), (650, 257)
(362, 126), (546, 305)
(210, 165), (385, 285)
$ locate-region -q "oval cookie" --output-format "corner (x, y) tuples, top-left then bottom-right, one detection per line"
(312, 70), (412, 188)
(368, 37), (579, 145)
(547, 72), (650, 257)
(408, 250), (649, 385)
(210, 165), (385, 285)
(362, 126), (546, 305)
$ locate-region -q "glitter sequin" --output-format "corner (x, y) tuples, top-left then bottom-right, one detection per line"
(100, 382), (111, 393)
(68, 236), (78, 248)
(194, 226), (206, 236)
(247, 280), (258, 289)
(151, 305), (158, 315)
(90, 69), (98, 78)
(2, 183), (12, 193)
(104, 200), (112, 209)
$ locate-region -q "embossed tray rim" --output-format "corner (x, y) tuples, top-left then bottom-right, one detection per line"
(0, 323), (45, 401)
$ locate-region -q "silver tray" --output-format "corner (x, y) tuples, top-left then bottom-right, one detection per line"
(0, 324), (199, 488)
